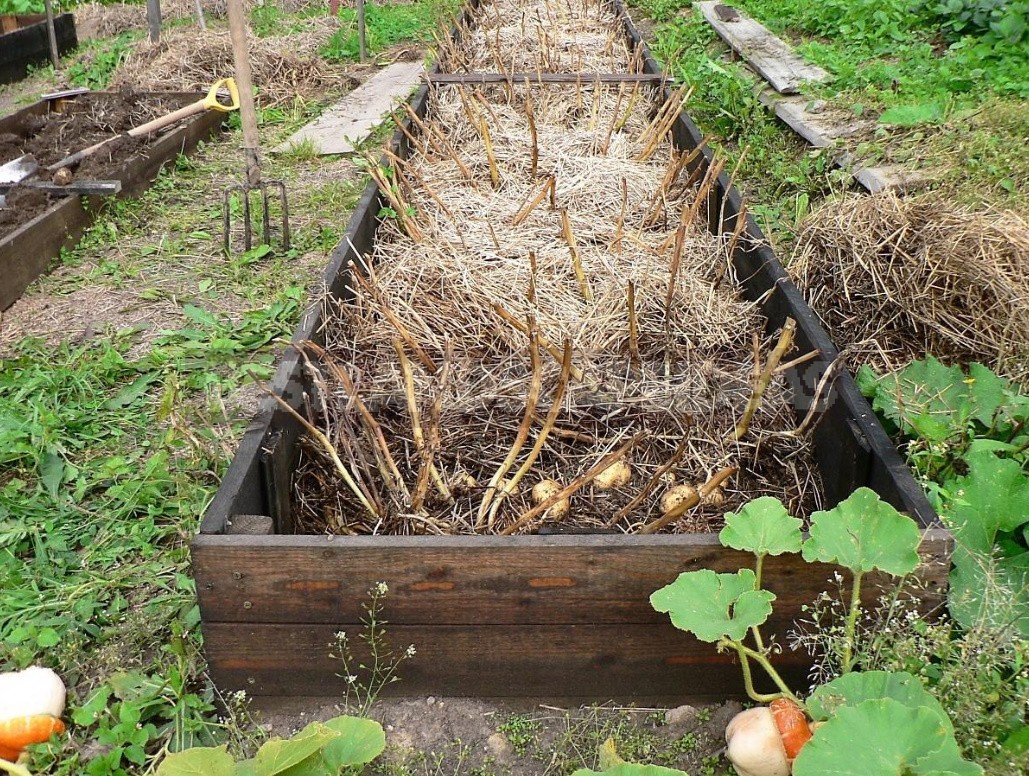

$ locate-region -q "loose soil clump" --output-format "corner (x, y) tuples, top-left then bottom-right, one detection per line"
(0, 91), (193, 232)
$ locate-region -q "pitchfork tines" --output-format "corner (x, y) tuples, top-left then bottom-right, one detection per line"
(222, 178), (290, 254)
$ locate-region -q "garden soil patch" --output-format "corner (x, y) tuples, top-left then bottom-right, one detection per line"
(0, 91), (193, 232)
(252, 696), (741, 775)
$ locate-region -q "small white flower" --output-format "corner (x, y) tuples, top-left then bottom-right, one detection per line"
(406, 645), (417, 657)
(375, 581), (389, 595)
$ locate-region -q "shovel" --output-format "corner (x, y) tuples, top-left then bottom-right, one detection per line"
(0, 80), (239, 207)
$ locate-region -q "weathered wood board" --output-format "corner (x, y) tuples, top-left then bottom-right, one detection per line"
(696, 2), (828, 94)
(275, 62), (425, 155)
(0, 13), (77, 84)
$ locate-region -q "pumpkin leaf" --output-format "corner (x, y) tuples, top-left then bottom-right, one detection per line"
(156, 746), (235, 776)
(793, 699), (982, 775)
(719, 496), (803, 557)
(244, 726), (336, 776)
(650, 569), (774, 642)
(802, 488), (921, 576)
(806, 671), (953, 734)
(313, 716), (386, 770)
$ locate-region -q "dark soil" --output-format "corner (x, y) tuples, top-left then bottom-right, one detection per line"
(0, 91), (194, 232)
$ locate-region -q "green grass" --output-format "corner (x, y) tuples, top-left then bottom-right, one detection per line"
(322, 0), (456, 61)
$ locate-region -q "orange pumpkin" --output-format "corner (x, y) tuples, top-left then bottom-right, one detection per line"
(0, 714), (66, 759)
(769, 698), (812, 761)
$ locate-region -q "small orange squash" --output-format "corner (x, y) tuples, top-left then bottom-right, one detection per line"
(770, 698), (812, 761)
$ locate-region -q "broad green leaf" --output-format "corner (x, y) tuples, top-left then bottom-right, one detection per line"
(156, 746), (235, 776)
(878, 102), (945, 126)
(572, 765), (688, 776)
(944, 445), (1029, 553)
(103, 373), (158, 410)
(650, 569), (774, 642)
(802, 488), (921, 576)
(182, 303), (220, 327)
(40, 450), (65, 498)
(793, 699), (982, 775)
(244, 727), (336, 776)
(719, 496), (803, 557)
(948, 550), (1029, 637)
(1001, 724), (1029, 755)
(320, 715), (385, 766)
(806, 671), (953, 734)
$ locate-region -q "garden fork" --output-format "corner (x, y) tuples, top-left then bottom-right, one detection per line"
(222, 0), (290, 254)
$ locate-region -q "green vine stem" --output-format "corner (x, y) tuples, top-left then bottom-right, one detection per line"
(0, 759), (31, 776)
(842, 570), (864, 673)
(722, 639), (805, 708)
(750, 552), (767, 652)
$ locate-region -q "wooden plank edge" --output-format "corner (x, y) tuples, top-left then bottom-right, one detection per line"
(696, 1), (828, 94)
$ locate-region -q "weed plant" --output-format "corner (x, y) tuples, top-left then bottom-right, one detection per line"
(322, 0), (456, 61)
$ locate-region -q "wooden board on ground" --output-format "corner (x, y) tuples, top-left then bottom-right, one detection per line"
(696, 2), (828, 94)
(756, 90), (869, 148)
(275, 62), (425, 155)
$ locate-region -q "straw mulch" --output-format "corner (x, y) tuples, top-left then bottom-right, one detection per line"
(290, 80), (823, 537)
(109, 23), (351, 107)
(73, 3), (146, 40)
(439, 0), (636, 74)
(793, 192), (1029, 382)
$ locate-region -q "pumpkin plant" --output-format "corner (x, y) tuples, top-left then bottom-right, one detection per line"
(155, 714), (385, 776)
(651, 488), (982, 776)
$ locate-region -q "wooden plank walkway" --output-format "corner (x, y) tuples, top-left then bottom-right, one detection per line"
(696, 2), (828, 94)
(275, 62), (425, 155)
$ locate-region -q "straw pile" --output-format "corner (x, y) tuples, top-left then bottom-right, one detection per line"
(110, 23), (350, 107)
(289, 79), (823, 537)
(793, 192), (1029, 382)
(73, 3), (146, 40)
(439, 0), (636, 74)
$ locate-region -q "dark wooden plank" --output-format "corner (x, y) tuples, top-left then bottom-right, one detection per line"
(428, 72), (667, 84)
(192, 532), (951, 625)
(202, 621), (812, 700)
(0, 196), (87, 310)
(0, 179), (121, 195)
(0, 13), (76, 84)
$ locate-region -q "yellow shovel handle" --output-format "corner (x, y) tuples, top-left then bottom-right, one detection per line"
(203, 78), (240, 113)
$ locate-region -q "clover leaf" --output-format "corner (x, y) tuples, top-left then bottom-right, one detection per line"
(719, 496), (803, 557)
(802, 488), (921, 576)
(650, 569), (774, 642)
(793, 698), (983, 776)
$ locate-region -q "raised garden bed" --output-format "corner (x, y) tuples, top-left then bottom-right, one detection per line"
(192, 0), (949, 702)
(0, 90), (225, 310)
(0, 13), (77, 84)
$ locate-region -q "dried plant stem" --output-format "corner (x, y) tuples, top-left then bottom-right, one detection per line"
(512, 176), (556, 226)
(627, 280), (640, 370)
(775, 349), (820, 374)
(610, 177), (628, 251)
(560, 208), (594, 302)
(605, 441), (686, 527)
(300, 341), (409, 500)
(351, 270), (438, 374)
(638, 465), (737, 534)
(790, 357), (842, 437)
(367, 162), (424, 242)
(493, 303), (584, 381)
(501, 434), (642, 535)
(268, 392), (380, 521)
(525, 88), (539, 177)
(731, 317), (797, 441)
(395, 341), (433, 512)
(487, 340), (573, 524)
(403, 103), (475, 183)
(476, 325), (544, 528)
(480, 114), (501, 188)
(637, 86), (691, 161)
